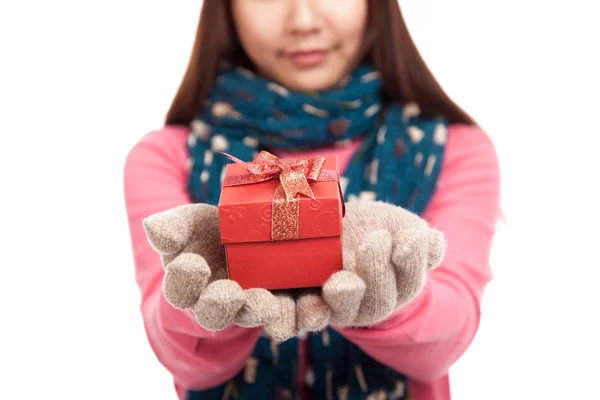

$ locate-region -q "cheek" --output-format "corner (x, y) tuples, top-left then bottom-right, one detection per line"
(231, 2), (283, 63)
(323, 0), (368, 41)
(238, 28), (278, 62)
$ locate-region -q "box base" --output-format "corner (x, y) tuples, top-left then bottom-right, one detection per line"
(225, 236), (343, 290)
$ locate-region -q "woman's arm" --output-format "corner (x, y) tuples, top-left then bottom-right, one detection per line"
(339, 124), (501, 384)
(123, 127), (262, 392)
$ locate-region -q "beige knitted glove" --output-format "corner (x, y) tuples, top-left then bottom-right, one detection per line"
(321, 200), (446, 328)
(142, 204), (282, 330)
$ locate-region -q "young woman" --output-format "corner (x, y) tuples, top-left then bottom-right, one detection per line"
(123, 1), (500, 399)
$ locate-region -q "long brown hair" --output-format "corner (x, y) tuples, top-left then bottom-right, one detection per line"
(165, 0), (475, 127)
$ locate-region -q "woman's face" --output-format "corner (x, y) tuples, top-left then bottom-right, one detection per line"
(231, 0), (368, 92)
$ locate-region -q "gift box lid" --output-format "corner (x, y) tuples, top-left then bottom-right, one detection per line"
(218, 156), (344, 244)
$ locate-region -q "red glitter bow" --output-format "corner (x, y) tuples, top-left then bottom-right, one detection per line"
(221, 151), (338, 202)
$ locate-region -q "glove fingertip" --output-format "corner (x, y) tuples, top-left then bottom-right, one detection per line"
(391, 228), (428, 265)
(356, 230), (393, 270)
(323, 271), (365, 327)
(297, 293), (331, 332)
(427, 229), (447, 270)
(235, 288), (280, 328)
(163, 253), (211, 309)
(264, 293), (297, 343)
(143, 210), (190, 255)
(323, 271), (366, 297)
(193, 280), (246, 331)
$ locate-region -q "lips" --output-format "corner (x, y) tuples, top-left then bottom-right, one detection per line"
(286, 49), (328, 68)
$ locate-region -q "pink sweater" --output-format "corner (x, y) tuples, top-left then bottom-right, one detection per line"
(123, 123), (500, 400)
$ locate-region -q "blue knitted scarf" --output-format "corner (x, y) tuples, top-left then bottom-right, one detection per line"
(187, 64), (447, 215)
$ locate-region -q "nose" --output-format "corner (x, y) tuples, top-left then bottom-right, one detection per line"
(287, 0), (321, 35)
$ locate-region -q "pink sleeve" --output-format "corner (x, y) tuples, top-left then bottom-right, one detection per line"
(338, 124), (501, 384)
(123, 126), (262, 393)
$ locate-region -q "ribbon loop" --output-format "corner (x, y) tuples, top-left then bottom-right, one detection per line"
(281, 169), (315, 202)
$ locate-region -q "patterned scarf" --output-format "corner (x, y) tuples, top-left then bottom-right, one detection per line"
(187, 63), (447, 215)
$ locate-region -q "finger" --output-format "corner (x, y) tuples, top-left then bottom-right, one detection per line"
(264, 292), (297, 343)
(143, 209), (191, 255)
(354, 230), (397, 326)
(427, 229), (446, 270)
(296, 290), (331, 332)
(163, 253), (211, 309)
(193, 280), (246, 331)
(234, 288), (281, 328)
(392, 229), (429, 308)
(322, 271), (365, 327)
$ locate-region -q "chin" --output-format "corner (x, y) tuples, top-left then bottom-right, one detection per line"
(276, 69), (346, 92)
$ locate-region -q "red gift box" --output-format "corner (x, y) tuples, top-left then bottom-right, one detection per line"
(217, 151), (345, 290)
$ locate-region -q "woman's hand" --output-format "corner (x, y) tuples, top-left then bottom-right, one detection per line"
(143, 203), (332, 341)
(269, 201), (447, 341)
(321, 201), (446, 328)
(143, 204), (283, 331)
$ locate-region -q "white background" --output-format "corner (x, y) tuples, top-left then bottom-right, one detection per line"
(1, 0), (599, 399)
